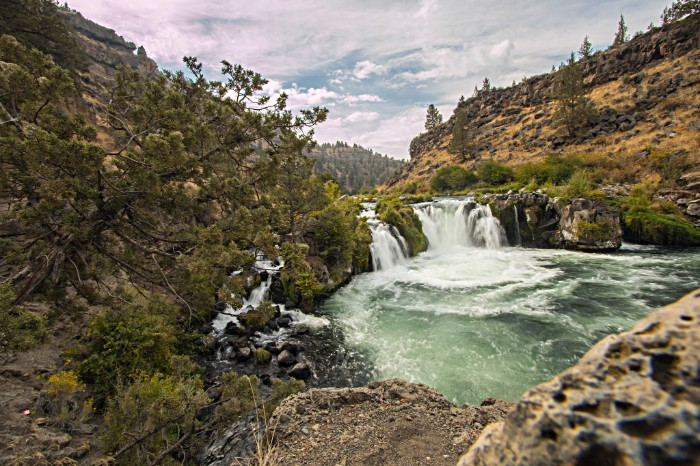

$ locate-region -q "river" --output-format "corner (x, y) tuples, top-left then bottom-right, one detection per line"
(305, 198), (700, 405)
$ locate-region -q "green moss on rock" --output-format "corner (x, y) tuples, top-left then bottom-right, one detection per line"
(375, 197), (428, 256)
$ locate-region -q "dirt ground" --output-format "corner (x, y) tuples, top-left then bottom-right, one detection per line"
(270, 378), (513, 466)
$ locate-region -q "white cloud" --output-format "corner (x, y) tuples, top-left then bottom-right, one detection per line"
(353, 61), (387, 80)
(344, 111), (380, 123)
(341, 94), (383, 104)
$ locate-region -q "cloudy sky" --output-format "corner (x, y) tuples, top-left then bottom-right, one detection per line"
(67, 0), (670, 159)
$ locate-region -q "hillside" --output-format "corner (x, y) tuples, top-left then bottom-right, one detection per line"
(386, 13), (700, 193)
(310, 142), (404, 193)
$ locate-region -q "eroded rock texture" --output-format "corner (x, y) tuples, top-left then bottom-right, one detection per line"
(460, 289), (700, 466)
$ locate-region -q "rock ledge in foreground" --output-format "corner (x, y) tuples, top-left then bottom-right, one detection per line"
(271, 378), (513, 466)
(460, 288), (700, 466)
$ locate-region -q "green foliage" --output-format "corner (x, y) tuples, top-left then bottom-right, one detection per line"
(0, 0), (88, 70)
(103, 373), (210, 465)
(621, 186), (700, 245)
(214, 372), (259, 424)
(515, 154), (582, 186)
(553, 55), (597, 138)
(579, 36), (593, 59)
(613, 14), (629, 46)
(662, 0), (699, 24)
(449, 110), (474, 162)
(280, 243), (319, 302)
(425, 104), (442, 130)
(254, 348), (272, 365)
(242, 301), (276, 330)
(263, 377), (305, 415)
(477, 160), (514, 186)
(0, 284), (47, 354)
(75, 296), (184, 400)
(375, 197), (427, 256)
(430, 165), (478, 193)
(576, 218), (617, 243)
(311, 142), (404, 194)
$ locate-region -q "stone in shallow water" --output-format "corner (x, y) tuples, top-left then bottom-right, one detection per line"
(288, 362), (311, 380)
(277, 350), (297, 366)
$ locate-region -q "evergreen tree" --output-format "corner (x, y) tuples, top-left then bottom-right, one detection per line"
(424, 104), (443, 130)
(579, 36), (593, 59)
(613, 15), (629, 46)
(553, 54), (597, 139)
(482, 77), (491, 92)
(448, 110), (474, 162)
(661, 0), (699, 24)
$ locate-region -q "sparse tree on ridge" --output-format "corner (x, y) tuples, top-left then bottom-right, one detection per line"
(449, 110), (474, 162)
(554, 54), (597, 138)
(425, 104), (443, 130)
(579, 36), (593, 59)
(662, 0), (700, 24)
(482, 77), (491, 92)
(613, 14), (629, 46)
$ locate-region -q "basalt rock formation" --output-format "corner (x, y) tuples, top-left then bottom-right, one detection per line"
(460, 288), (700, 466)
(487, 191), (623, 251)
(387, 13), (700, 191)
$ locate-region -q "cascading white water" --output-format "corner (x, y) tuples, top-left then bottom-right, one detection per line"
(212, 275), (272, 332)
(369, 220), (409, 270)
(414, 199), (507, 249)
(513, 205), (522, 247)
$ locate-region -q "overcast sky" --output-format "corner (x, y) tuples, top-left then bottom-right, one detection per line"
(67, 0), (671, 159)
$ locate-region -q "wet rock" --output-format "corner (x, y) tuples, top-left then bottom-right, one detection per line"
(237, 347), (251, 360)
(288, 363), (312, 380)
(277, 316), (292, 327)
(280, 341), (303, 354)
(294, 325), (310, 335)
(460, 289), (700, 466)
(277, 350), (297, 366)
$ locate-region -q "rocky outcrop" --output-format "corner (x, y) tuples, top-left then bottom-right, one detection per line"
(386, 13), (700, 190)
(487, 191), (622, 251)
(460, 288), (700, 466)
(58, 10), (158, 105)
(270, 379), (513, 466)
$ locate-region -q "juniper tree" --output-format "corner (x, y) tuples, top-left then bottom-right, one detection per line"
(613, 15), (629, 46)
(553, 54), (597, 139)
(579, 36), (593, 59)
(449, 110), (474, 162)
(662, 0), (700, 24)
(425, 104), (443, 130)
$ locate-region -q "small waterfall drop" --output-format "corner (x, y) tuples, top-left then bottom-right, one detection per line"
(369, 221), (409, 270)
(212, 275), (272, 332)
(414, 199), (507, 249)
(513, 205), (522, 247)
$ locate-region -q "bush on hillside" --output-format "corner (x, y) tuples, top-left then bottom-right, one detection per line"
(477, 160), (514, 186)
(430, 165), (478, 193)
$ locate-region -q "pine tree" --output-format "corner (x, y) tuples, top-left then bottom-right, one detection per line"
(661, 0), (700, 24)
(482, 77), (491, 92)
(579, 36), (593, 59)
(425, 104), (443, 130)
(613, 15), (629, 46)
(448, 110), (473, 162)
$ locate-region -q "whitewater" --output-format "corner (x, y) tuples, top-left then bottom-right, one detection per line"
(313, 198), (700, 405)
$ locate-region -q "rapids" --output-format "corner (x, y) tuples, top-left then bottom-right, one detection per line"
(310, 198), (700, 405)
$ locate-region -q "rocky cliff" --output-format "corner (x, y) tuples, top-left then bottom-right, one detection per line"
(387, 13), (700, 191)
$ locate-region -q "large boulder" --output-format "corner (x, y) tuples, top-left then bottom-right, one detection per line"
(460, 289), (700, 466)
(554, 198), (622, 251)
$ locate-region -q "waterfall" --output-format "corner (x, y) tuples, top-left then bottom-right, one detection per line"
(369, 220), (409, 270)
(413, 199), (507, 249)
(513, 205), (522, 247)
(212, 275), (272, 332)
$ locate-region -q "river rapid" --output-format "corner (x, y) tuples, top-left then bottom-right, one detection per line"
(306, 199), (700, 405)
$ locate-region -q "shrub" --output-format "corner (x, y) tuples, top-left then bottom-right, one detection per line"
(477, 160), (514, 186)
(375, 196), (428, 256)
(37, 370), (93, 429)
(75, 296), (184, 401)
(103, 373), (210, 465)
(576, 218), (617, 243)
(622, 209), (700, 246)
(242, 301), (276, 330)
(255, 348), (271, 365)
(0, 284), (47, 354)
(430, 165), (478, 193)
(215, 372), (259, 424)
(264, 377), (305, 415)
